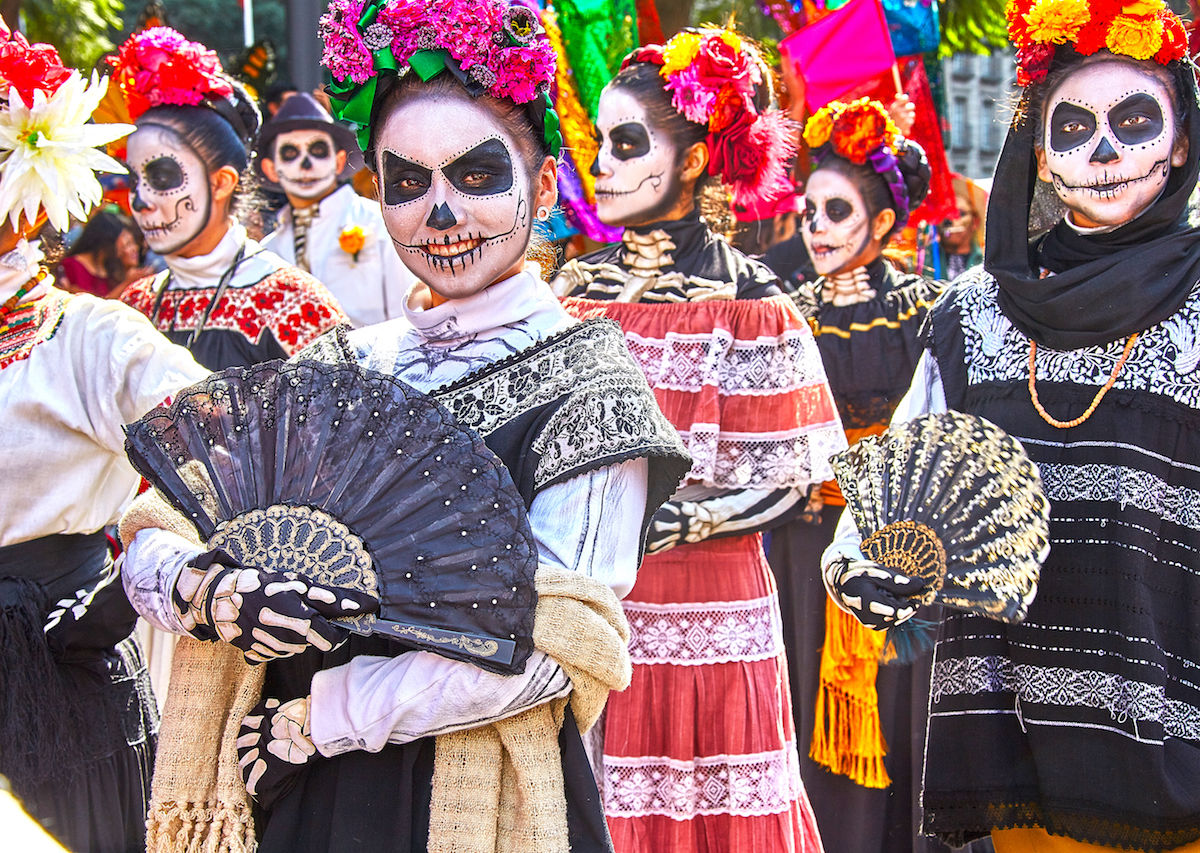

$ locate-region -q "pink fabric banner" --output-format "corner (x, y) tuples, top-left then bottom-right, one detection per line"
(779, 0), (897, 112)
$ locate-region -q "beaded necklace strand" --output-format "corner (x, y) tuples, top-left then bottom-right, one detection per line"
(1028, 333), (1138, 429)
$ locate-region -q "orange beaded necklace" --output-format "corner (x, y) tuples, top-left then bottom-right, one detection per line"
(1027, 333), (1138, 429)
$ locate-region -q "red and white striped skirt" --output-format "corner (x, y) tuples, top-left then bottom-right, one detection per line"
(602, 533), (824, 853)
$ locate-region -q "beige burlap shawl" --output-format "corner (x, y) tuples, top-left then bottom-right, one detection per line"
(120, 490), (632, 853)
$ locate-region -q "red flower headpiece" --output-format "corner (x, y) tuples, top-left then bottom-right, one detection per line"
(631, 27), (798, 221)
(1007, 0), (1189, 87)
(0, 28), (72, 106)
(108, 27), (235, 122)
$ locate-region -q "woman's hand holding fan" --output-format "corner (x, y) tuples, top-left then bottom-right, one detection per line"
(830, 411), (1051, 661)
(828, 557), (929, 629)
(172, 547), (379, 664)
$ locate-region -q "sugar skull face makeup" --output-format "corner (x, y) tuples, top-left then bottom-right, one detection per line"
(127, 124), (212, 256)
(802, 168), (872, 276)
(1038, 61), (1184, 229)
(375, 95), (531, 300)
(272, 129), (340, 200)
(591, 86), (679, 227)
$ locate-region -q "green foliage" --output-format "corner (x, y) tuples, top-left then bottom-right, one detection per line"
(24, 0), (125, 69)
(116, 0), (289, 76)
(938, 0), (1008, 57)
(691, 0), (784, 47)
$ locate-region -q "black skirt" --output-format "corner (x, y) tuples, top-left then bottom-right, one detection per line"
(768, 516), (989, 853)
(0, 532), (157, 853)
(259, 637), (613, 853)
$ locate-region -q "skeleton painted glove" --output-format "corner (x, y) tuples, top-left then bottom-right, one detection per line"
(238, 696), (314, 809)
(171, 548), (378, 664)
(827, 556), (927, 630)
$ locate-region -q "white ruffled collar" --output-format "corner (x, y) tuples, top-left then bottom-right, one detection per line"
(401, 266), (559, 344)
(163, 222), (257, 290)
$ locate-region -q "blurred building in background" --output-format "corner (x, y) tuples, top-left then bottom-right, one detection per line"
(942, 49), (1016, 180)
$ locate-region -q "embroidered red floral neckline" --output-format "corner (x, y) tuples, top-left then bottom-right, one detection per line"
(0, 288), (68, 370)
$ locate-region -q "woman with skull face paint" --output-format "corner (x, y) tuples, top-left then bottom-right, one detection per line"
(552, 27), (843, 853)
(0, 25), (209, 852)
(117, 2), (691, 852)
(107, 28), (348, 372)
(823, 1), (1200, 850)
(764, 99), (946, 853)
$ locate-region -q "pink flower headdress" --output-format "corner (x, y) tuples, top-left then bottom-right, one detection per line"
(105, 28), (253, 143)
(626, 27), (799, 220)
(319, 0), (561, 154)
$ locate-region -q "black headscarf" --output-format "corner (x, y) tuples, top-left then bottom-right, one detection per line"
(984, 55), (1200, 351)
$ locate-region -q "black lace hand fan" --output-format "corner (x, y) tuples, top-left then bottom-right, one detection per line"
(124, 359), (538, 675)
(832, 411), (1050, 656)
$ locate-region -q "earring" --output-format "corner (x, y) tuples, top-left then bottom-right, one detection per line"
(536, 206), (551, 221)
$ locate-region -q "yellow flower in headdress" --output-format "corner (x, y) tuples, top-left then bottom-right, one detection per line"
(661, 32), (702, 75)
(719, 29), (742, 52)
(803, 104), (837, 149)
(1122, 0), (1165, 16)
(1107, 13), (1164, 59)
(1024, 0), (1089, 45)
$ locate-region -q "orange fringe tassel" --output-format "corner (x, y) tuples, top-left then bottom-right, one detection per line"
(809, 598), (892, 788)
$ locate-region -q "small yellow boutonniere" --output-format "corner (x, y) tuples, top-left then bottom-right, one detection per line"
(338, 225), (367, 262)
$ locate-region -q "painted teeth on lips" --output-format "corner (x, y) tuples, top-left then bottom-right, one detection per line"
(423, 237), (484, 257)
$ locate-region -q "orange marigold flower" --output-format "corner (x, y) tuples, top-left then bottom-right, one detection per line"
(1122, 0), (1165, 15)
(1024, 0), (1090, 45)
(338, 225), (366, 260)
(1106, 13), (1164, 60)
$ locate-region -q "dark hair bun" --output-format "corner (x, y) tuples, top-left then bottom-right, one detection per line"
(226, 78), (264, 146)
(896, 138), (931, 214)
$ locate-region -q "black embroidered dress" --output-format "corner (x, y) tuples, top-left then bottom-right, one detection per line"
(918, 267), (1200, 850)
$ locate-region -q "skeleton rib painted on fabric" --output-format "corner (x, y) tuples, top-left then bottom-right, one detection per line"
(376, 96), (531, 300)
(126, 124), (212, 255)
(273, 129), (340, 200)
(591, 87), (679, 227)
(1038, 60), (1186, 230)
(801, 168), (871, 277)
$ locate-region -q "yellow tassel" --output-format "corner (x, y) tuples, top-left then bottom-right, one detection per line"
(809, 599), (891, 789)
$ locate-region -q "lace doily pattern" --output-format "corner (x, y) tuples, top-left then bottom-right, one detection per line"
(623, 595), (782, 666)
(603, 745), (803, 819)
(562, 295), (844, 489)
(952, 269), (1200, 408)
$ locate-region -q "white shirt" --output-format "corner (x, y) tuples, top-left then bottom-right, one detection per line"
(1, 293), (208, 545)
(123, 268), (649, 755)
(263, 184), (417, 327)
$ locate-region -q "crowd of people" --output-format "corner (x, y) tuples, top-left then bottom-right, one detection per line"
(1, 0), (1199, 852)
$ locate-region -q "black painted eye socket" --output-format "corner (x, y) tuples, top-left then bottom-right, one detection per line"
(826, 198), (854, 223)
(380, 151), (432, 205)
(144, 156), (185, 192)
(608, 122), (651, 161)
(278, 143), (301, 163)
(308, 139), (332, 159)
(1109, 92), (1164, 146)
(1050, 102), (1097, 152)
(442, 139), (514, 196)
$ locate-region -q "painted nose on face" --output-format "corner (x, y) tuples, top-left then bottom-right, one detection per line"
(589, 155), (600, 178)
(131, 192), (150, 213)
(300, 156), (312, 170)
(1090, 136), (1119, 165)
(426, 202), (458, 231)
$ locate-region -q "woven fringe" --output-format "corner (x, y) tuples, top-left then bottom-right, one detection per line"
(145, 801), (256, 853)
(810, 599), (891, 789)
